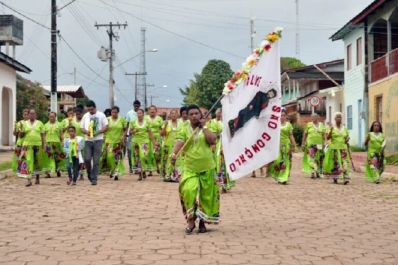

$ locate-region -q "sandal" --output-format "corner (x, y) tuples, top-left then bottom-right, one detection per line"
(198, 220), (207, 233)
(185, 224), (196, 235)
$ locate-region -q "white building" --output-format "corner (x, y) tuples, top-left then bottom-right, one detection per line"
(0, 51), (31, 147)
(42, 85), (86, 113)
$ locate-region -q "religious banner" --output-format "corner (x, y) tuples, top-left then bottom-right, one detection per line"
(221, 28), (283, 180)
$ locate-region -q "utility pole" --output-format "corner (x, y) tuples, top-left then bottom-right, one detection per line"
(125, 72), (146, 101)
(95, 22), (127, 107)
(295, 0), (300, 58)
(149, 95), (159, 106)
(50, 0), (58, 113)
(250, 17), (256, 51)
(140, 27), (148, 109)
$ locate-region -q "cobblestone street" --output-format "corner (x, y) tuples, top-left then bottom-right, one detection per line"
(0, 155), (397, 265)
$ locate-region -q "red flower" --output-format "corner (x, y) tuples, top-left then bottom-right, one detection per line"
(264, 44), (271, 51)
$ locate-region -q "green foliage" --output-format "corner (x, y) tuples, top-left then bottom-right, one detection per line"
(386, 154), (398, 166)
(292, 123), (304, 147)
(180, 60), (233, 109)
(281, 57), (306, 71)
(351, 146), (366, 152)
(76, 97), (90, 108)
(16, 75), (49, 122)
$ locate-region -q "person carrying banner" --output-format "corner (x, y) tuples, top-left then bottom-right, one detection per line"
(104, 106), (127, 180)
(130, 109), (158, 181)
(268, 109), (296, 184)
(301, 114), (326, 179)
(323, 112), (351, 185)
(364, 121), (386, 184)
(161, 110), (183, 182)
(171, 105), (220, 234)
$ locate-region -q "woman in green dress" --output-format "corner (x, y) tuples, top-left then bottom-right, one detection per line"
(364, 121), (386, 184)
(323, 112), (351, 185)
(104, 106), (127, 180)
(172, 105), (219, 234)
(146, 105), (163, 175)
(43, 112), (64, 178)
(12, 109), (29, 173)
(161, 110), (183, 182)
(130, 109), (158, 180)
(268, 109), (296, 184)
(17, 109), (46, 186)
(301, 114), (326, 179)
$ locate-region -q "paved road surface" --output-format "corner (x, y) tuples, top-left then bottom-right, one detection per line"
(0, 154), (397, 265)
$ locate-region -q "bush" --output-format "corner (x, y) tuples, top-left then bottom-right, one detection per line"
(292, 124), (304, 147)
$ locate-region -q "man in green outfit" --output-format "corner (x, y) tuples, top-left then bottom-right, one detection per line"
(171, 105), (220, 234)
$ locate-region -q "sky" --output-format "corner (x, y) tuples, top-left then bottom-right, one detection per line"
(2, 0), (374, 114)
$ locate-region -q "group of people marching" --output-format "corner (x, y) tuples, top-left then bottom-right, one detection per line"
(12, 100), (387, 234)
(266, 110), (386, 186)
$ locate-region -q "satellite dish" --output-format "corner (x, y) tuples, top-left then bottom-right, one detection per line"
(97, 46), (108, 62)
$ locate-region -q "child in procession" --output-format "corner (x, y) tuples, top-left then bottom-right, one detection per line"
(63, 126), (85, 185)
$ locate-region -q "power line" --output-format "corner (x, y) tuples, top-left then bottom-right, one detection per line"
(98, 0), (245, 59)
(0, 1), (51, 30)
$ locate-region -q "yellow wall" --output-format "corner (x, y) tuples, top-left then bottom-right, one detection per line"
(369, 75), (398, 154)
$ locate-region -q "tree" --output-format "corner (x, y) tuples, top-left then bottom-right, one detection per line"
(281, 57), (306, 71)
(181, 59), (233, 110)
(16, 75), (49, 122)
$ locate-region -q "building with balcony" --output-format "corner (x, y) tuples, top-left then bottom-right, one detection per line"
(42, 85), (86, 113)
(331, 0), (398, 153)
(281, 59), (344, 127)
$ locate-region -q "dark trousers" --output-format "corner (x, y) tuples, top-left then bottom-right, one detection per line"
(84, 140), (103, 183)
(66, 157), (80, 182)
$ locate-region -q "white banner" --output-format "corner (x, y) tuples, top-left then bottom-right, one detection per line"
(221, 37), (282, 180)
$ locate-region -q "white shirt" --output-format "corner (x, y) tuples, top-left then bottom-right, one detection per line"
(81, 111), (108, 141)
(125, 109), (138, 136)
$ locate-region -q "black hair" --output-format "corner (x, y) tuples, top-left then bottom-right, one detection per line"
(179, 106), (187, 116)
(67, 126), (76, 132)
(86, 100), (96, 108)
(133, 100), (141, 106)
(281, 108), (287, 115)
(187, 104), (202, 117)
(104, 108), (112, 117)
(75, 107), (83, 114)
(148, 105), (157, 111)
(136, 108), (145, 114)
(111, 106), (120, 113)
(49, 111), (57, 117)
(267, 88), (277, 98)
(370, 121), (383, 133)
(67, 107), (74, 113)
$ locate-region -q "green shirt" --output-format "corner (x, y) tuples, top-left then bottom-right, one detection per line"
(146, 115), (163, 138)
(23, 120), (44, 146)
(329, 126), (349, 150)
(105, 117), (127, 144)
(207, 119), (223, 134)
(177, 125), (215, 173)
(305, 122), (325, 146)
(15, 120), (26, 146)
(131, 120), (150, 144)
(280, 122), (293, 146)
(368, 132), (385, 155)
(164, 120), (182, 147)
(62, 117), (83, 138)
(44, 121), (62, 143)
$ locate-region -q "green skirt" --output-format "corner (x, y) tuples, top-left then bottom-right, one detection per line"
(16, 146), (48, 179)
(131, 141), (151, 172)
(162, 143), (183, 181)
(365, 152), (385, 183)
(323, 148), (351, 179)
(179, 168), (220, 223)
(147, 135), (161, 172)
(268, 144), (292, 183)
(302, 144), (324, 175)
(105, 143), (126, 176)
(42, 142), (66, 173)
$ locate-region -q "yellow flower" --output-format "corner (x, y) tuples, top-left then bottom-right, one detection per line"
(266, 33), (279, 43)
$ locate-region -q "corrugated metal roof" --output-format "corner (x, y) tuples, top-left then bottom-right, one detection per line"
(42, 85), (82, 93)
